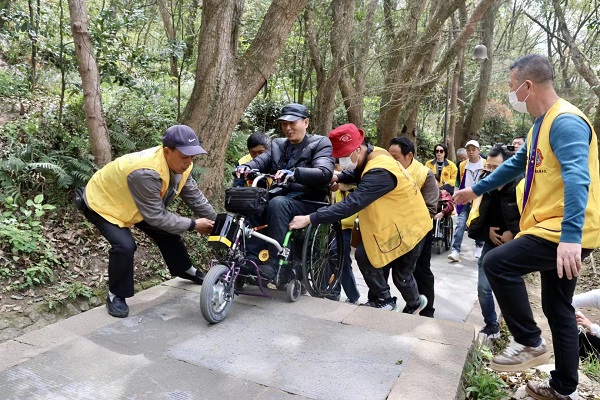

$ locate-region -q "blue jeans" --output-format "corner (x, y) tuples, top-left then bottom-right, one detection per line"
(477, 242), (497, 325)
(330, 229), (360, 302)
(451, 203), (483, 252)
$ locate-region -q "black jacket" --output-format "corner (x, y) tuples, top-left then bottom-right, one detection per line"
(468, 179), (521, 243)
(242, 133), (334, 201)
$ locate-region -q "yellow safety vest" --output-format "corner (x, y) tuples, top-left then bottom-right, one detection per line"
(238, 153), (253, 165)
(333, 189), (357, 230)
(86, 146), (192, 228)
(406, 159), (429, 190)
(517, 99), (600, 248)
(359, 147), (431, 268)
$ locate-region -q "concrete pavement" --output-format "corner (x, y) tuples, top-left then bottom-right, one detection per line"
(0, 237), (485, 400)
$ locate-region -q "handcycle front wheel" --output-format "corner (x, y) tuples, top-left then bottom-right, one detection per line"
(301, 221), (344, 297)
(200, 264), (234, 324)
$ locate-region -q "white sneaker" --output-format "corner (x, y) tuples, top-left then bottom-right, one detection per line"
(475, 246), (483, 259)
(448, 249), (460, 262)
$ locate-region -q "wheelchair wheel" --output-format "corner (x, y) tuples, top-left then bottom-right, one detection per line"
(444, 218), (454, 251)
(286, 279), (301, 302)
(200, 264), (234, 324)
(302, 221), (344, 297)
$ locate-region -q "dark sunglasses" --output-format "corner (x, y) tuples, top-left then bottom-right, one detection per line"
(435, 149), (445, 153)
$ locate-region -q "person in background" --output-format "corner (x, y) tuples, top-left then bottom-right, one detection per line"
(466, 145), (521, 340)
(434, 184), (455, 222)
(511, 135), (525, 155)
(456, 147), (468, 163)
(572, 289), (600, 360)
(81, 125), (217, 318)
(425, 143), (458, 187)
(454, 54), (600, 400)
(389, 137), (438, 317)
(327, 163), (361, 305)
(234, 132), (271, 187)
(290, 123), (430, 314)
(236, 103), (334, 281)
(449, 140), (486, 262)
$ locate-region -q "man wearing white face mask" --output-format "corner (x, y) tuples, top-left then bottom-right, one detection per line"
(454, 54), (600, 400)
(290, 123), (431, 314)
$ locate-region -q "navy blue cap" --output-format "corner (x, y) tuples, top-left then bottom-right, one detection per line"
(277, 103), (309, 122)
(162, 125), (207, 156)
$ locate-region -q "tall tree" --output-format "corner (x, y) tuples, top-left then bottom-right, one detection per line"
(459, 0), (502, 145)
(338, 0), (378, 128)
(180, 0), (308, 200)
(157, 0), (179, 78)
(68, 0), (112, 167)
(310, 0), (354, 135)
(376, 0), (498, 147)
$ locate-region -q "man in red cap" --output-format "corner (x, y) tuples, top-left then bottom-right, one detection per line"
(81, 125), (216, 318)
(290, 123), (431, 313)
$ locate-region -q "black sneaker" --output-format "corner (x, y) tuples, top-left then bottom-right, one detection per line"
(360, 297), (397, 311)
(177, 269), (206, 285)
(106, 295), (129, 318)
(402, 295), (428, 315)
(479, 323), (501, 339)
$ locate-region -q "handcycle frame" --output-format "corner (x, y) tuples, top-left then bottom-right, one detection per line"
(200, 171), (343, 324)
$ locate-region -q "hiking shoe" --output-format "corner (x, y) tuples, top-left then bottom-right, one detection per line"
(448, 249), (460, 262)
(475, 245), (483, 259)
(177, 269), (206, 285)
(402, 294), (428, 315)
(525, 380), (578, 400)
(490, 337), (551, 372)
(479, 323), (501, 339)
(345, 298), (359, 305)
(106, 295), (128, 318)
(360, 297), (397, 311)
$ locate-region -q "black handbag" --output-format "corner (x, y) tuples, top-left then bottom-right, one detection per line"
(224, 186), (268, 215)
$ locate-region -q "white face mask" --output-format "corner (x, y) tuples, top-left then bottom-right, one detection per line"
(339, 149), (359, 170)
(508, 81), (530, 114)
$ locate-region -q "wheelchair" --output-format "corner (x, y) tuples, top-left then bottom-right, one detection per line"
(199, 171), (344, 324)
(433, 202), (453, 254)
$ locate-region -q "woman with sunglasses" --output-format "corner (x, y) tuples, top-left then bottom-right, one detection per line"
(425, 144), (458, 187)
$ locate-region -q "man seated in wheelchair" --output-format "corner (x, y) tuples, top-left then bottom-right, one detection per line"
(434, 184), (455, 221)
(234, 103), (334, 281)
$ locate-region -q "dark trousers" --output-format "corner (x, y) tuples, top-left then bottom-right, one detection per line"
(246, 196), (321, 262)
(579, 331), (600, 360)
(330, 229), (360, 303)
(357, 238), (425, 310)
(484, 235), (592, 395)
(83, 206), (192, 298)
(413, 229), (434, 317)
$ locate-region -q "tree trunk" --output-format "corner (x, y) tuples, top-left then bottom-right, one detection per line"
(27, 0), (40, 89)
(68, 0), (112, 167)
(180, 0), (308, 201)
(460, 0), (500, 143)
(312, 0), (354, 135)
(338, 0), (377, 128)
(157, 0), (179, 78)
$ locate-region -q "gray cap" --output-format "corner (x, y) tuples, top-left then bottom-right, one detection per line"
(277, 103), (309, 122)
(162, 125), (207, 156)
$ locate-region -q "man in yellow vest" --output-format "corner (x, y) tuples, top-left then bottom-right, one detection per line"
(388, 137), (438, 317)
(455, 54), (600, 400)
(82, 125), (217, 318)
(290, 123), (430, 313)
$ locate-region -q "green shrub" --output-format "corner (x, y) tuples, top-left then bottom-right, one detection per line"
(463, 344), (508, 399)
(0, 194), (59, 288)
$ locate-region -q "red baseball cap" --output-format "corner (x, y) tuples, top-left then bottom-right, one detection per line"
(329, 123), (365, 158)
